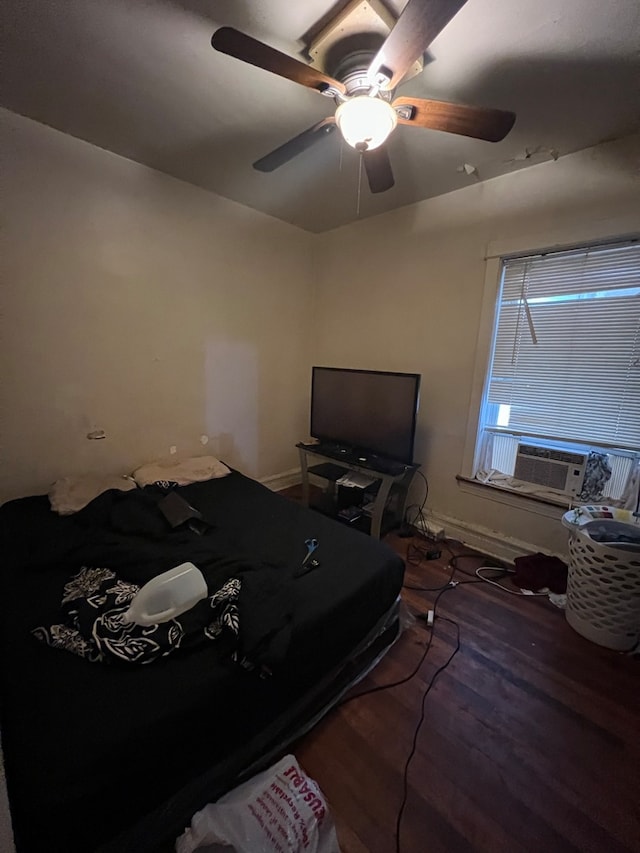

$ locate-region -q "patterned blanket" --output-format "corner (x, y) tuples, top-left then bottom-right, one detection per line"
(33, 565), (241, 665)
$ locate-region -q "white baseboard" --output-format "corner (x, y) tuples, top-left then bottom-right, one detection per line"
(260, 468), (301, 492)
(418, 510), (567, 564)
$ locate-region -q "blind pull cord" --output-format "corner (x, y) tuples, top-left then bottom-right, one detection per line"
(523, 298), (538, 345)
(511, 262), (529, 364)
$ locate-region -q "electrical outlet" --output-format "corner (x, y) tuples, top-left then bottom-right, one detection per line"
(424, 523), (445, 541)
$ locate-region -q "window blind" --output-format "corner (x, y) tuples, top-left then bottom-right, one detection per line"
(485, 240), (640, 449)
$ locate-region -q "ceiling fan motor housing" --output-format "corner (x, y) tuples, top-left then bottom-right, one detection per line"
(332, 50), (394, 102)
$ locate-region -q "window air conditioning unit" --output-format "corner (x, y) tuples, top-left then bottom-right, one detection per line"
(513, 444), (587, 497)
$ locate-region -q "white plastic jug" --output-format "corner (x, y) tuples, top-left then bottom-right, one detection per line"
(124, 562), (208, 626)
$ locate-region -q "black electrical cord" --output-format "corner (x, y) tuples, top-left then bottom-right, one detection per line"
(402, 504), (428, 537)
(338, 585), (454, 706)
(414, 469), (429, 506)
(401, 470), (429, 533)
(341, 548), (506, 853)
(403, 551), (509, 591)
(403, 555), (457, 591)
(405, 539), (439, 566)
(395, 614), (460, 853)
(340, 543), (512, 852)
(339, 586), (463, 852)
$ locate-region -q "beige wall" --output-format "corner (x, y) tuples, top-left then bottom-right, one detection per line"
(0, 108), (314, 502)
(2, 107), (638, 555)
(313, 134), (640, 555)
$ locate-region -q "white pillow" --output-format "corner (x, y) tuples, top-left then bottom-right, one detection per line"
(132, 455), (231, 488)
(49, 474), (137, 515)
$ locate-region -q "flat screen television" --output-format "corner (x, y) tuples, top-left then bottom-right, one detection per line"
(310, 367), (420, 464)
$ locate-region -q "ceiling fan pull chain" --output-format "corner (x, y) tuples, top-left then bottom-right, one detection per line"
(356, 152), (363, 217)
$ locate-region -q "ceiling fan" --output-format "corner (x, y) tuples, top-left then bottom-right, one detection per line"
(211, 0), (516, 193)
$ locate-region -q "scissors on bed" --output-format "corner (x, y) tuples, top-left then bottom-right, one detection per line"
(301, 538), (319, 568)
(296, 539), (320, 578)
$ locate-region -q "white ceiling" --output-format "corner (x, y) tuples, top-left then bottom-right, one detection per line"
(1, 0), (639, 232)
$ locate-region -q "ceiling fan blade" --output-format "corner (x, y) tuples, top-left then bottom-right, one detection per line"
(363, 145), (395, 193)
(253, 118), (336, 172)
(369, 0), (468, 91)
(212, 27), (345, 95)
(394, 96), (516, 141)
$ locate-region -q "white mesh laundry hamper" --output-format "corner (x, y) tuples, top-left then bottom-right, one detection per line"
(566, 527), (640, 651)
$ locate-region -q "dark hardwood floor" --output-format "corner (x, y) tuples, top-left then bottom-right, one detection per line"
(284, 492), (639, 853)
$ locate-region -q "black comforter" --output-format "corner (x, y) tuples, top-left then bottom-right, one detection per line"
(0, 471), (404, 852)
(30, 485), (298, 670)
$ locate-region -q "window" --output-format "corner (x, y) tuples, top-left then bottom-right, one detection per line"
(475, 240), (640, 507)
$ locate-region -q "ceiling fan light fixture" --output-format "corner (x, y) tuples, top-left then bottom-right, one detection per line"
(335, 96), (397, 150)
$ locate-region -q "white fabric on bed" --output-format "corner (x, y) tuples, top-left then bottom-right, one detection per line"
(132, 455), (231, 487)
(49, 474), (137, 515)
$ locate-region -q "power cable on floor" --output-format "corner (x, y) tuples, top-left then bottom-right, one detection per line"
(337, 583), (462, 853)
(403, 551), (511, 591)
(343, 540), (545, 851)
(395, 614), (460, 853)
(475, 566), (548, 596)
(338, 586), (455, 706)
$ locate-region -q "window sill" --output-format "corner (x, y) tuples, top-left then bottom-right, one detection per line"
(456, 475), (569, 520)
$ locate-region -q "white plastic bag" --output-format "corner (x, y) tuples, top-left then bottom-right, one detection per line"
(176, 755), (341, 853)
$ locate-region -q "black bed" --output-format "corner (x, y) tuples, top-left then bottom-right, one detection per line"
(0, 470), (404, 852)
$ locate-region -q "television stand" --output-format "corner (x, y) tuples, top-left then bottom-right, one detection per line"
(296, 443), (419, 539)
